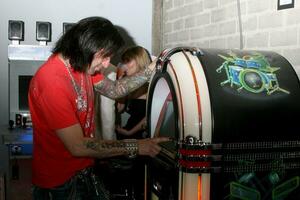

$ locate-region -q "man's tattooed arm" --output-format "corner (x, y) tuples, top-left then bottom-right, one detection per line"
(83, 139), (138, 159)
(94, 66), (153, 99)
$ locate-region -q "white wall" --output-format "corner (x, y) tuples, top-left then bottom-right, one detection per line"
(161, 0), (300, 76)
(0, 0), (152, 125)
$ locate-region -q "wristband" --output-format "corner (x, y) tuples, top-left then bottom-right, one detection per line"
(124, 139), (138, 159)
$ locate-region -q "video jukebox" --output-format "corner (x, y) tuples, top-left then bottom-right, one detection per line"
(146, 47), (300, 200)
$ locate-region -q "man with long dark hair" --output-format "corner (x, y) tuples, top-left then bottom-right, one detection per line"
(29, 16), (168, 199)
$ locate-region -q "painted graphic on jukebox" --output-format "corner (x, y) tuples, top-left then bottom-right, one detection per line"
(216, 52), (290, 95)
(147, 47), (300, 200)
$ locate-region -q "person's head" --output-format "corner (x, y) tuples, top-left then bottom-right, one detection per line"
(53, 16), (124, 73)
(121, 46), (151, 76)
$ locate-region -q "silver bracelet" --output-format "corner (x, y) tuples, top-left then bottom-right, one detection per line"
(123, 139), (138, 159)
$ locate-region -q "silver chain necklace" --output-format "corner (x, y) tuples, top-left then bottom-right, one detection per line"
(64, 63), (87, 111)
(63, 59), (94, 136)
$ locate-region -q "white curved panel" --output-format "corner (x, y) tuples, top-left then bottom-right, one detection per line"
(148, 49), (212, 200)
(150, 78), (171, 138)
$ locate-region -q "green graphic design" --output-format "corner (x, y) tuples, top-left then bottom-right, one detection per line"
(223, 155), (299, 200)
(229, 181), (261, 200)
(224, 167), (299, 200)
(216, 52), (290, 95)
(272, 176), (299, 200)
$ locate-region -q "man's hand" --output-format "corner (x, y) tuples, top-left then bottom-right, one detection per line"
(137, 137), (170, 157)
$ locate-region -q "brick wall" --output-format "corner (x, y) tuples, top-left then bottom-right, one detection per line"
(160, 0), (300, 75)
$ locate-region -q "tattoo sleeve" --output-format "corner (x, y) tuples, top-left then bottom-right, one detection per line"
(84, 139), (138, 159)
(84, 140), (125, 157)
(93, 66), (153, 99)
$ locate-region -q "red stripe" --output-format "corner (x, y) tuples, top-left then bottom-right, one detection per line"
(179, 159), (211, 168)
(179, 149), (212, 156)
(182, 51), (203, 139)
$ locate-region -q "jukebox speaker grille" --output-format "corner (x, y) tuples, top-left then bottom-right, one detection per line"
(8, 20), (24, 41)
(36, 21), (51, 42)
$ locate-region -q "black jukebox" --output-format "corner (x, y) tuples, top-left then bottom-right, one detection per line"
(146, 47), (300, 200)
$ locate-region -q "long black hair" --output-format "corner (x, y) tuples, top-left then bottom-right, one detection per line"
(53, 16), (125, 72)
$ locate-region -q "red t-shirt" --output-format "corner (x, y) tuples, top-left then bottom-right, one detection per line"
(28, 54), (104, 188)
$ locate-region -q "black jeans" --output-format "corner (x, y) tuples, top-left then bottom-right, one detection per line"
(32, 167), (110, 200)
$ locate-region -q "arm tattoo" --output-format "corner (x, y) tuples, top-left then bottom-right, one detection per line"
(84, 140), (126, 156)
(85, 140), (125, 150)
(84, 139), (138, 158)
(94, 67), (153, 99)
